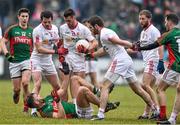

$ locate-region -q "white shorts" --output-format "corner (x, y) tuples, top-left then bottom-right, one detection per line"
(9, 59), (31, 78)
(76, 105), (93, 119)
(144, 60), (159, 77)
(59, 52), (86, 72)
(85, 60), (97, 74)
(104, 58), (137, 83)
(31, 58), (57, 75)
(162, 69), (180, 85)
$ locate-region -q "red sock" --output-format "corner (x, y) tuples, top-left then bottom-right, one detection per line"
(160, 106), (166, 119)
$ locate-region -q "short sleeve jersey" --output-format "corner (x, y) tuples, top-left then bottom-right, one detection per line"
(100, 27), (131, 60)
(157, 28), (180, 73)
(31, 24), (59, 59)
(4, 24), (33, 62)
(59, 22), (95, 53)
(140, 24), (161, 61)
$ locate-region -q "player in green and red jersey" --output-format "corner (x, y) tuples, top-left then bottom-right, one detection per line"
(133, 13), (179, 124)
(1, 8), (33, 113)
(27, 75), (119, 119)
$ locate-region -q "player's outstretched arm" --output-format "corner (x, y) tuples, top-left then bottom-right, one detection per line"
(108, 36), (133, 48)
(139, 41), (160, 51)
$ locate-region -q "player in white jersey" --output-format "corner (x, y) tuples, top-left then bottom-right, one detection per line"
(82, 19), (99, 88)
(137, 10), (165, 120)
(88, 16), (159, 120)
(30, 11), (68, 116)
(58, 9), (98, 102)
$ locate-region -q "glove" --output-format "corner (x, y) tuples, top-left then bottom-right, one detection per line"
(157, 59), (165, 74)
(59, 56), (65, 63)
(5, 53), (14, 62)
(77, 45), (88, 53)
(85, 52), (94, 60)
(54, 47), (68, 55)
(60, 62), (70, 75)
(131, 41), (141, 51)
(51, 90), (60, 103)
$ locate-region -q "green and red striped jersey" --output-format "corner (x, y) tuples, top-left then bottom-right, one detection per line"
(157, 28), (180, 73)
(4, 24), (33, 62)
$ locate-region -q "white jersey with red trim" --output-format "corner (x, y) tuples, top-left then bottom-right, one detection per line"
(100, 27), (131, 60)
(31, 24), (59, 59)
(59, 22), (95, 53)
(140, 24), (161, 62)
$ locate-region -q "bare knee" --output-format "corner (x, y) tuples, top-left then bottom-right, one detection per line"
(71, 75), (80, 81)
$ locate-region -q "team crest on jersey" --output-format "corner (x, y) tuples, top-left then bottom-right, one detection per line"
(22, 32), (26, 36)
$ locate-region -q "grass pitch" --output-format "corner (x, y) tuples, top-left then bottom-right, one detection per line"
(0, 80), (178, 124)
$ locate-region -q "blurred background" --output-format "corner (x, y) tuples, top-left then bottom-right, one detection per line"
(0, 0), (179, 83)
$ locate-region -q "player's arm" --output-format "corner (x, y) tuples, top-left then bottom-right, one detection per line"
(93, 47), (107, 57)
(138, 41), (160, 50)
(1, 37), (9, 55)
(55, 102), (66, 118)
(88, 39), (98, 51)
(108, 36), (133, 48)
(35, 41), (55, 54)
(158, 46), (164, 60)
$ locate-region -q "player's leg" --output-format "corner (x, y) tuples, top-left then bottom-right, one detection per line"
(32, 72), (42, 94)
(21, 69), (31, 112)
(9, 62), (22, 104)
(76, 86), (100, 108)
(71, 75), (95, 92)
(89, 72), (99, 88)
(76, 86), (94, 119)
(58, 69), (70, 101)
(156, 80), (169, 120)
(157, 69), (179, 122)
(12, 78), (21, 104)
(46, 74), (60, 90)
(167, 81), (180, 124)
(157, 81), (180, 125)
(21, 60), (31, 112)
(140, 72), (158, 119)
(70, 71), (85, 103)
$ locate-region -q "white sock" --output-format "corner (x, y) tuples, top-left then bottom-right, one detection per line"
(142, 111), (149, 116)
(31, 108), (37, 114)
(97, 108), (105, 118)
(72, 98), (77, 105)
(169, 112), (178, 123)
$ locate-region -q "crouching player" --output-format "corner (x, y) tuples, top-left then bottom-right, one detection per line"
(26, 76), (119, 119)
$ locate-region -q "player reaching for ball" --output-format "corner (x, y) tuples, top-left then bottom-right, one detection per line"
(58, 8), (98, 102)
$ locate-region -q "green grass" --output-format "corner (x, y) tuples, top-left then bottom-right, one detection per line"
(0, 80), (178, 124)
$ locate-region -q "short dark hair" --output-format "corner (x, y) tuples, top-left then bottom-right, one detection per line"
(18, 8), (30, 16)
(166, 13), (179, 25)
(82, 19), (89, 24)
(40, 10), (53, 20)
(26, 93), (36, 108)
(89, 16), (104, 27)
(63, 8), (75, 18)
(139, 10), (152, 19)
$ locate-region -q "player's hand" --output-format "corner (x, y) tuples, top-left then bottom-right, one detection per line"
(5, 53), (14, 62)
(55, 47), (68, 55)
(59, 56), (65, 63)
(131, 41), (140, 51)
(51, 90), (60, 103)
(85, 52), (94, 60)
(77, 45), (88, 53)
(157, 59), (165, 74)
(60, 62), (70, 75)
